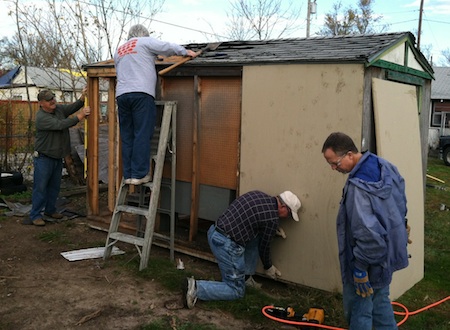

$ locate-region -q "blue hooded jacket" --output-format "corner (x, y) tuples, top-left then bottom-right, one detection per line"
(336, 151), (409, 289)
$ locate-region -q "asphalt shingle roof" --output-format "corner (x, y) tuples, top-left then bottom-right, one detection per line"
(182, 32), (423, 66)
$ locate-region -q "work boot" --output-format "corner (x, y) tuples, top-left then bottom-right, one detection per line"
(32, 218), (45, 226)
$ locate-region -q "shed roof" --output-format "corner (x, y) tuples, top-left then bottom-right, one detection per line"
(86, 32), (432, 76)
(189, 32), (419, 64)
(431, 67), (450, 100)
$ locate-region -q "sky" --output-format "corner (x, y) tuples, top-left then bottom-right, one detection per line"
(1, 0), (449, 65)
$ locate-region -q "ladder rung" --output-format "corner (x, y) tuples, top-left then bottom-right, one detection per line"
(109, 232), (145, 246)
(116, 205), (149, 216)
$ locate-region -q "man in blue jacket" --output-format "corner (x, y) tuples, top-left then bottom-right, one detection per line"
(322, 132), (410, 330)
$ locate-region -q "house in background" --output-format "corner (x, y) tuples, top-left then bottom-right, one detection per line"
(0, 66), (109, 182)
(429, 66), (450, 149)
(0, 66), (88, 102)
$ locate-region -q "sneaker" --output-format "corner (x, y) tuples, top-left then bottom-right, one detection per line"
(44, 212), (63, 219)
(123, 178), (132, 184)
(245, 275), (262, 289)
(32, 218), (45, 226)
(182, 276), (197, 309)
(130, 173), (152, 185)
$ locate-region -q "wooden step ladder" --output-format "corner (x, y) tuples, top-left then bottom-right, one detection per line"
(103, 101), (177, 271)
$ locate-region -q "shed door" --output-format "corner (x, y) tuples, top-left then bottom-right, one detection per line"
(372, 77), (424, 299)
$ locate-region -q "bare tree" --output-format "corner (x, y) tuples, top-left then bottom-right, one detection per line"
(318, 0), (386, 36)
(6, 0), (165, 70)
(1, 0), (165, 172)
(442, 49), (450, 66)
(226, 0), (302, 41)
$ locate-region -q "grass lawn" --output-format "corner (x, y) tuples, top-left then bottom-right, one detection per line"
(3, 156), (449, 329)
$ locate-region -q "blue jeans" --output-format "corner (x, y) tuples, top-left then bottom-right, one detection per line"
(116, 92), (155, 180)
(196, 225), (247, 301)
(244, 236), (260, 275)
(343, 283), (398, 330)
(29, 154), (63, 221)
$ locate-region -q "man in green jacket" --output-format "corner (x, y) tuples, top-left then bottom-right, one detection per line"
(24, 88), (90, 226)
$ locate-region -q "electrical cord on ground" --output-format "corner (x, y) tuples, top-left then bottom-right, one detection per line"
(392, 295), (450, 327)
(262, 295), (450, 329)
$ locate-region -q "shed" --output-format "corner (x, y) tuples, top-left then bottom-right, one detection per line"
(83, 32), (432, 299)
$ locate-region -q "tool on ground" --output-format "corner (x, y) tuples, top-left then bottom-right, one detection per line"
(264, 296), (450, 329)
(302, 307), (325, 325)
(264, 306), (325, 329)
(158, 42), (221, 76)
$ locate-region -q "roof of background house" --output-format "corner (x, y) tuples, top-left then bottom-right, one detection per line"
(0, 66), (108, 91)
(0, 66), (20, 87)
(20, 66), (86, 90)
(86, 31), (432, 75)
(431, 67), (450, 100)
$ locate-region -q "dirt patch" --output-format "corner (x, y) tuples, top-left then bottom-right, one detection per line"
(0, 181), (300, 330)
(0, 197), (269, 330)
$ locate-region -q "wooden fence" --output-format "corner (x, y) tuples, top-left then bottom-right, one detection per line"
(0, 100), (39, 153)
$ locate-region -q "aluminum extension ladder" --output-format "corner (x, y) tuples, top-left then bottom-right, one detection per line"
(103, 101), (177, 271)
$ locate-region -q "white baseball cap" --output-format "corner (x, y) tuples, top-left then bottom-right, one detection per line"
(279, 191), (301, 221)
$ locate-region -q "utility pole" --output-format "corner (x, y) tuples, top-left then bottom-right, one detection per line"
(417, 0), (424, 50)
(306, 0), (317, 38)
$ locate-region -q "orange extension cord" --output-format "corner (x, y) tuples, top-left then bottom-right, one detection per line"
(262, 295), (450, 329)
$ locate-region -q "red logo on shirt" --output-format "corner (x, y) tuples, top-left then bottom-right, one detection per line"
(117, 39), (138, 57)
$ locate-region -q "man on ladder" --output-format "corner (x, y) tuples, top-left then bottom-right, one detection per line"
(113, 24), (196, 185)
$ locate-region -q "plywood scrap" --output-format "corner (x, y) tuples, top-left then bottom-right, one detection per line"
(61, 246), (125, 261)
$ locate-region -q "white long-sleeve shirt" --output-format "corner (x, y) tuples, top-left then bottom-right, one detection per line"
(114, 36), (187, 98)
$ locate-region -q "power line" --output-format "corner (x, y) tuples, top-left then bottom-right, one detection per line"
(423, 18), (450, 25)
(75, 0), (227, 41)
(149, 17), (228, 40)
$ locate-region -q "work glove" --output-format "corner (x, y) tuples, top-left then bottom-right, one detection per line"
(265, 265), (282, 280)
(275, 226), (287, 239)
(353, 268), (374, 298)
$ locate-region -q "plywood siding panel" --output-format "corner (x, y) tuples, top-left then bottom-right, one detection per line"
(240, 63), (365, 292)
(372, 78), (424, 299)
